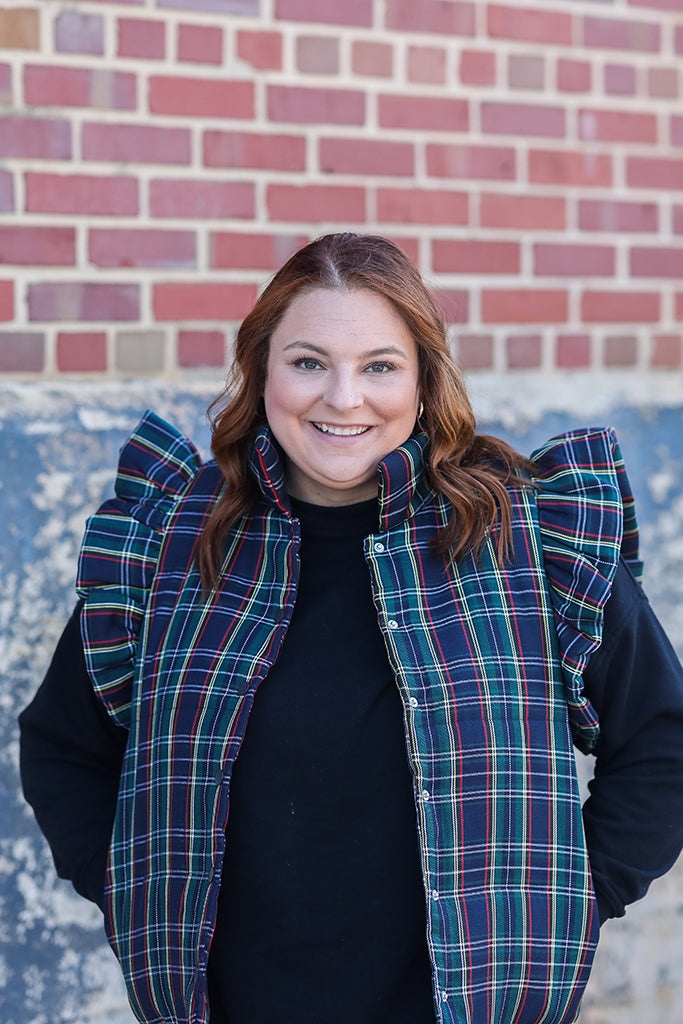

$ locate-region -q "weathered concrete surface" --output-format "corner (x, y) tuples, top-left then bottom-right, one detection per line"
(2, 377), (683, 1024)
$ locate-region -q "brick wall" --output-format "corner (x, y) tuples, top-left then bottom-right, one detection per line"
(0, 0), (682, 378)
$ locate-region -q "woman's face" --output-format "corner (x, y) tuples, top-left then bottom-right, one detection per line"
(264, 287), (420, 506)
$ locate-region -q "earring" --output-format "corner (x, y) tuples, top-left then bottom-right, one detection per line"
(417, 401), (424, 420)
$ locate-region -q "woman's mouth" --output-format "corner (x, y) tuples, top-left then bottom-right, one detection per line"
(312, 422), (371, 437)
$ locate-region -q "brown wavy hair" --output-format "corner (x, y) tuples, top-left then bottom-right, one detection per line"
(199, 233), (532, 588)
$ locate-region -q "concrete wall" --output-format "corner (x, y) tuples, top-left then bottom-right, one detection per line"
(3, 376), (683, 1024)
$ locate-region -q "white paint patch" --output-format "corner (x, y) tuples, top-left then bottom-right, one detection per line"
(469, 372), (683, 427)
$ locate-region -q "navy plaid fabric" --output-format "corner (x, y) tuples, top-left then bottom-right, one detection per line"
(76, 412), (639, 1024)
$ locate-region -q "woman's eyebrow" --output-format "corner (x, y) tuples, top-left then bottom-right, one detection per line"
(282, 341), (408, 357)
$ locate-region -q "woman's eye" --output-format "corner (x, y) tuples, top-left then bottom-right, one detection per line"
(293, 357), (322, 371)
(366, 361), (394, 374)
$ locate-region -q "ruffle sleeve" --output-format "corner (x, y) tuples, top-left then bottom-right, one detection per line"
(530, 427), (642, 753)
(75, 411), (203, 729)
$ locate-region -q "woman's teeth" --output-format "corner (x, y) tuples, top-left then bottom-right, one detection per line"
(313, 423), (370, 436)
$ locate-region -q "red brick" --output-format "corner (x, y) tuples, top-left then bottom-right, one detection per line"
(388, 236), (420, 264)
(236, 30), (282, 70)
(177, 23), (223, 64)
(0, 170), (14, 212)
(275, 0), (372, 26)
(28, 282), (140, 322)
(380, 95), (468, 132)
(427, 143), (515, 180)
(459, 50), (496, 86)
(149, 76), (253, 118)
(487, 4), (572, 44)
(580, 108), (657, 145)
(385, 0), (475, 35)
(157, 0), (255, 9)
(677, 294), (683, 321)
(210, 232), (307, 270)
(556, 334), (591, 369)
(352, 41), (393, 78)
(650, 334), (681, 368)
(557, 58), (591, 93)
(604, 335), (637, 367)
(297, 36), (340, 75)
(0, 62), (11, 104)
(629, 0), (683, 9)
(674, 206), (683, 234)
(178, 330), (225, 367)
(54, 10), (103, 54)
(24, 65), (136, 110)
(0, 226), (75, 266)
(268, 85), (364, 125)
(433, 289), (470, 324)
(627, 157), (683, 190)
(533, 243), (615, 277)
(648, 67), (678, 99)
(630, 247), (683, 277)
(0, 281), (13, 320)
(455, 334), (493, 370)
(25, 172), (138, 216)
(582, 291), (659, 322)
(508, 54), (544, 91)
(203, 130), (306, 171)
(506, 335), (542, 369)
(89, 228), (196, 269)
(482, 290), (568, 324)
(672, 116), (683, 147)
(82, 122), (190, 164)
(319, 138), (414, 177)
(604, 63), (637, 95)
(0, 8), (39, 49)
(153, 282), (257, 322)
(408, 46), (447, 85)
(377, 188), (469, 225)
(267, 184), (365, 223)
(482, 102), (564, 138)
(150, 179), (254, 219)
(0, 114), (71, 159)
(0, 333), (44, 371)
(583, 15), (660, 52)
(529, 149), (612, 187)
(118, 17), (165, 59)
(579, 199), (658, 233)
(56, 332), (107, 372)
(677, 26), (683, 56)
(480, 192), (565, 230)
(433, 239), (519, 274)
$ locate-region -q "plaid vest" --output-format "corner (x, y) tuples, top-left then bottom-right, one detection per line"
(77, 411), (640, 1024)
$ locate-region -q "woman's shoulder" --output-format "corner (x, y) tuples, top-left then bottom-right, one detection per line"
(110, 409), (206, 515)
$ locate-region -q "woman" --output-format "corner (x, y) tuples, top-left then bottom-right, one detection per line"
(19, 234), (683, 1024)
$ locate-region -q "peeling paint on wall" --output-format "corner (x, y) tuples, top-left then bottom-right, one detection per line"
(3, 379), (682, 1024)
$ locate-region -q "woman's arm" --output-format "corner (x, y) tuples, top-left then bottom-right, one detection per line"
(581, 560), (683, 924)
(19, 602), (128, 910)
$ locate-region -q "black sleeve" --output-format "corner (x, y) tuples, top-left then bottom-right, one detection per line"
(581, 559), (683, 925)
(18, 602), (128, 911)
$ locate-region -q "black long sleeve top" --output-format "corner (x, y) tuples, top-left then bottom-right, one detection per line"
(18, 559), (683, 934)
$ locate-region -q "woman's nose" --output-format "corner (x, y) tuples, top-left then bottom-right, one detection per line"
(323, 372), (363, 411)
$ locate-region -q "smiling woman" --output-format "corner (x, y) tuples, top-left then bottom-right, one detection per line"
(18, 233), (683, 1024)
(264, 288), (420, 505)
(201, 232), (531, 588)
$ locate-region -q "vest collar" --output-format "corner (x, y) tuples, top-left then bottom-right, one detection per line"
(248, 425), (432, 529)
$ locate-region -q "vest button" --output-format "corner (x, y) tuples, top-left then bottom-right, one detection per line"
(387, 619), (399, 629)
(373, 542), (385, 552)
